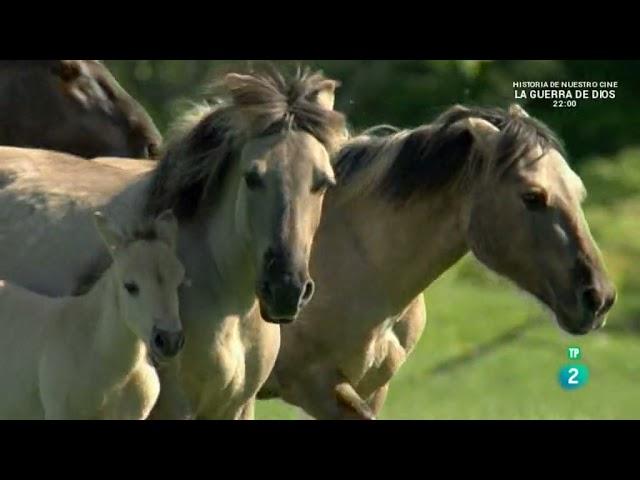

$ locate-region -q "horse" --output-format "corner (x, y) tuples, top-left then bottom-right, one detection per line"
(0, 210), (184, 419)
(0, 66), (346, 419)
(0, 60), (162, 159)
(259, 104), (617, 419)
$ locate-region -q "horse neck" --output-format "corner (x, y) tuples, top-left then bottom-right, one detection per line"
(67, 267), (143, 372)
(184, 163), (258, 315)
(324, 185), (470, 312)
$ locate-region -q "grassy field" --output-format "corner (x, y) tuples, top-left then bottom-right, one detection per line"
(256, 149), (640, 420)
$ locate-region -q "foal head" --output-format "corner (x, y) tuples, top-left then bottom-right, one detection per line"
(464, 104), (616, 335)
(94, 210), (186, 360)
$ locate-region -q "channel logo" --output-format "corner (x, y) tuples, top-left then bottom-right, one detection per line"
(558, 347), (589, 390)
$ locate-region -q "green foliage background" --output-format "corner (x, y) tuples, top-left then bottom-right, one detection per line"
(104, 61), (640, 418)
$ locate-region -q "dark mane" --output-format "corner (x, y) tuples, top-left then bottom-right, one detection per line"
(334, 104), (565, 203)
(144, 66), (347, 219)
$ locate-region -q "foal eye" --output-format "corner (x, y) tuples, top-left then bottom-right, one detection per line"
(244, 171), (264, 191)
(124, 281), (140, 296)
(521, 190), (548, 210)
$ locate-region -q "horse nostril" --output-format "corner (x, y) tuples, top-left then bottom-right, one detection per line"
(154, 332), (166, 351)
(300, 280), (315, 304)
(582, 287), (604, 315)
(602, 289), (617, 315)
(148, 143), (160, 159)
(263, 248), (277, 267)
(152, 328), (184, 357)
(177, 332), (185, 351)
(262, 281), (272, 300)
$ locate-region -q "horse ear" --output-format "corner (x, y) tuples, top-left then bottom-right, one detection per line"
(465, 117), (501, 158)
(508, 103), (530, 118)
(154, 210), (178, 249)
(222, 73), (267, 133)
(309, 79), (340, 110)
(52, 60), (82, 83)
(224, 73), (254, 88)
(93, 211), (125, 253)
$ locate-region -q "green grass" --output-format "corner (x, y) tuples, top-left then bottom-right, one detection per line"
(256, 149), (640, 420)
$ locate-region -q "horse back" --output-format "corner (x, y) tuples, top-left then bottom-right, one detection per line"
(0, 147), (150, 296)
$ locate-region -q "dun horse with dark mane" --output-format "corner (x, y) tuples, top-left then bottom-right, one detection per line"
(261, 104), (616, 419)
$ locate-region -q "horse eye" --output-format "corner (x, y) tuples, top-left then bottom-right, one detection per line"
(311, 181), (326, 194)
(311, 177), (336, 194)
(244, 171), (264, 191)
(147, 143), (160, 159)
(124, 281), (139, 296)
(521, 191), (548, 210)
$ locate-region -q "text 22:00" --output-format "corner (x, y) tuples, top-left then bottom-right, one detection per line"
(553, 100), (577, 107)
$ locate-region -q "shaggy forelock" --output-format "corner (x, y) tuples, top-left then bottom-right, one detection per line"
(145, 66), (347, 219)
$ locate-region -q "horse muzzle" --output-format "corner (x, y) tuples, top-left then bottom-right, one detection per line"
(257, 276), (315, 324)
(150, 326), (185, 359)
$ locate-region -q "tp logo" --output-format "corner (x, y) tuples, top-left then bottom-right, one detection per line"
(568, 347), (581, 360)
(558, 346), (589, 390)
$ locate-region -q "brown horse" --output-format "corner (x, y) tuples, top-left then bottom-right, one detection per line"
(260, 104), (617, 419)
(0, 60), (162, 159)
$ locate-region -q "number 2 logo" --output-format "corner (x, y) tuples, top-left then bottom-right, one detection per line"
(567, 368), (580, 385)
(559, 364), (589, 390)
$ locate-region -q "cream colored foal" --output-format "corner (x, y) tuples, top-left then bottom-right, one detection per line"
(0, 210), (185, 419)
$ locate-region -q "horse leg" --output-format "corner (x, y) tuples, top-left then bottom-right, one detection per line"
(283, 369), (375, 420)
(237, 398), (255, 420)
(367, 384), (390, 417)
(147, 361), (193, 420)
(43, 405), (69, 420)
(296, 408), (316, 420)
(353, 295), (427, 417)
(392, 295), (427, 358)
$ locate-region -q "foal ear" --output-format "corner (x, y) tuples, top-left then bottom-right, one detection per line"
(93, 211), (125, 253)
(508, 103), (530, 118)
(309, 79), (340, 110)
(465, 117), (501, 158)
(154, 210), (179, 249)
